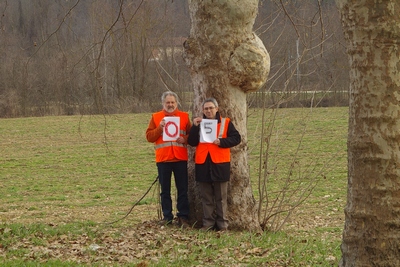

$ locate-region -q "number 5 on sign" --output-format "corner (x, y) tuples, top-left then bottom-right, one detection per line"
(163, 117), (180, 141)
(200, 119), (217, 143)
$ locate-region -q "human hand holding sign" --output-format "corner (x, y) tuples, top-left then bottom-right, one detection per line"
(197, 118), (218, 144)
(162, 117), (181, 141)
(160, 119), (166, 127)
(193, 117), (202, 127)
(175, 136), (185, 144)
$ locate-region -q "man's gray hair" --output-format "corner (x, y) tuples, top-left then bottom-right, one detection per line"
(161, 91), (179, 105)
(202, 97), (219, 108)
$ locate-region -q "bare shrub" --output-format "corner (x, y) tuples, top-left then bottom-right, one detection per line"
(0, 90), (20, 118)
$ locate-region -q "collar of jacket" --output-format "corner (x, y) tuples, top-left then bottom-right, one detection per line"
(203, 111), (221, 122)
(163, 108), (180, 116)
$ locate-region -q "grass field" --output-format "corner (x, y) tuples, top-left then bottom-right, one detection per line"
(0, 107), (348, 266)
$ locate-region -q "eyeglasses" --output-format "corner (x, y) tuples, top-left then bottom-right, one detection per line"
(203, 106), (215, 111)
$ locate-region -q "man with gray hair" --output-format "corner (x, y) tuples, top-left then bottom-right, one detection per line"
(188, 97), (241, 231)
(146, 91), (191, 228)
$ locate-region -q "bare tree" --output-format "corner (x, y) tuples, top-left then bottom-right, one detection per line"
(252, 0), (348, 109)
(184, 0), (270, 231)
(336, 0), (400, 265)
(0, 0), (192, 117)
(0, 0), (348, 117)
(249, 0), (349, 233)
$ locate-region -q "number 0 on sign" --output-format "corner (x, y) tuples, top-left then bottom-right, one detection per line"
(163, 117), (180, 141)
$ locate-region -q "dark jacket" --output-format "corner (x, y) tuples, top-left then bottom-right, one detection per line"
(188, 112), (241, 182)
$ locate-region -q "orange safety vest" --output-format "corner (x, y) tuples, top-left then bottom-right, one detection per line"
(153, 111), (189, 163)
(195, 117), (230, 164)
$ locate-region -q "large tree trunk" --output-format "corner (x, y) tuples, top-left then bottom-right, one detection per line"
(336, 0), (400, 265)
(183, 0), (270, 231)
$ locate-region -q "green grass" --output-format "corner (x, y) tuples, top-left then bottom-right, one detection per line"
(246, 107), (347, 233)
(0, 107), (348, 266)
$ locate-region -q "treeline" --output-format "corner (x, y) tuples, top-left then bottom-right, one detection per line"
(0, 0), (348, 118)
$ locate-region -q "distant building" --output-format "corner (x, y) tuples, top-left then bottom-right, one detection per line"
(150, 37), (187, 61)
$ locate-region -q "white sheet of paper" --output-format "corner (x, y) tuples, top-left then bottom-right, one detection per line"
(163, 117), (180, 141)
(200, 119), (217, 143)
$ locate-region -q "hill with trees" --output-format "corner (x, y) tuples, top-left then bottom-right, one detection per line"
(0, 0), (348, 117)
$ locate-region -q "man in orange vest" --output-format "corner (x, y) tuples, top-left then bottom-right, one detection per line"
(188, 97), (241, 231)
(146, 91), (191, 227)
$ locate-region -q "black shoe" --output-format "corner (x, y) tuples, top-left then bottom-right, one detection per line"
(177, 217), (191, 229)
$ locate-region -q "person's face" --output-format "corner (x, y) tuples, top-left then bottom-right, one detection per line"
(163, 95), (177, 113)
(203, 101), (218, 119)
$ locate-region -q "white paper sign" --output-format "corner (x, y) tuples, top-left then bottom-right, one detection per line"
(163, 117), (180, 141)
(200, 119), (217, 143)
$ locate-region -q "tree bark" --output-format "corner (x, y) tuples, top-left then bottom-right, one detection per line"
(183, 0), (270, 231)
(336, 0), (400, 265)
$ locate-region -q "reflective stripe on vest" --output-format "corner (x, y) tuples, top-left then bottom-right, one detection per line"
(218, 118), (226, 138)
(152, 110), (189, 162)
(195, 117), (230, 164)
(155, 142), (186, 149)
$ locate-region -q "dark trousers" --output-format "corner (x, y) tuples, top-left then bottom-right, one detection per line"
(198, 181), (229, 230)
(157, 161), (189, 221)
